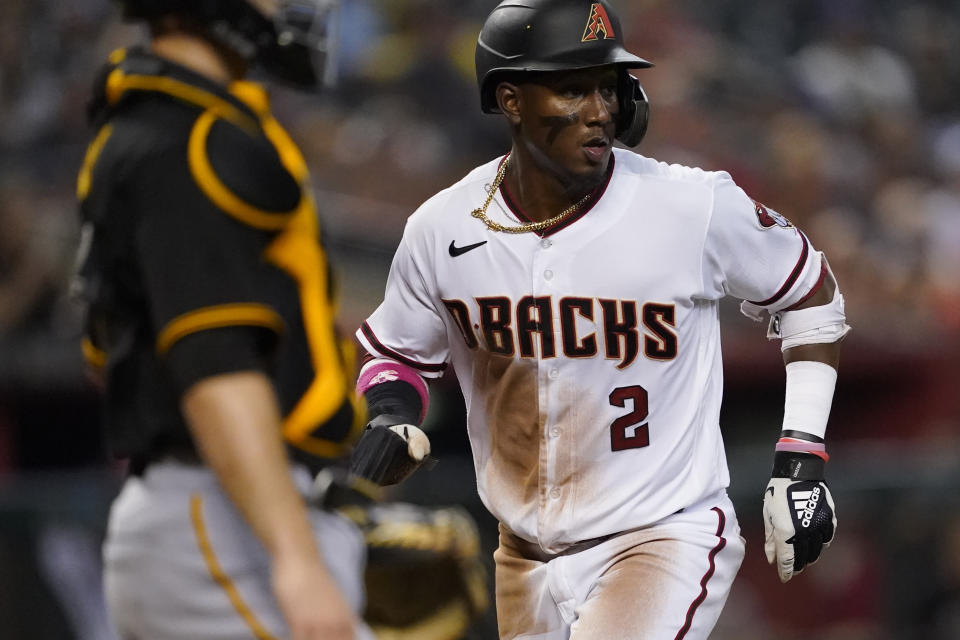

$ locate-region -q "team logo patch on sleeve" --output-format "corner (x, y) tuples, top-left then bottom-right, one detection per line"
(754, 200), (793, 229)
(582, 3), (615, 41)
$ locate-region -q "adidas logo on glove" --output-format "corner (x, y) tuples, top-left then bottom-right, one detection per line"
(790, 486), (821, 528)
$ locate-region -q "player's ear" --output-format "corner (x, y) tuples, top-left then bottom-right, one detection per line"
(496, 82), (522, 125)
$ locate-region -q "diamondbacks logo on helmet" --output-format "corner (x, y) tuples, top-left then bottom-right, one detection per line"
(754, 200), (793, 229)
(582, 3), (616, 42)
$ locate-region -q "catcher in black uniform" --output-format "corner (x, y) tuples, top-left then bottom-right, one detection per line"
(76, 2), (486, 638)
(75, 1), (371, 638)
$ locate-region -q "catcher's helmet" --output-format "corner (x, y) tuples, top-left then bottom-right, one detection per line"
(476, 0), (652, 147)
(116, 0), (340, 89)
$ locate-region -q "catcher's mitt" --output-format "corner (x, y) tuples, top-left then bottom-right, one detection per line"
(351, 502), (489, 639)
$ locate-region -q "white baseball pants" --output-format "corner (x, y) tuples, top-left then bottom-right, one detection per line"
(494, 490), (745, 640)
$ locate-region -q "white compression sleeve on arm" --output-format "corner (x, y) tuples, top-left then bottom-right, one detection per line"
(781, 360), (837, 440)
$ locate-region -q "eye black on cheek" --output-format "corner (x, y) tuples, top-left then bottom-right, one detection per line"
(539, 113), (579, 145)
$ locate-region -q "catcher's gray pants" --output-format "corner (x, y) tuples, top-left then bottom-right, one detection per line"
(103, 459), (374, 640)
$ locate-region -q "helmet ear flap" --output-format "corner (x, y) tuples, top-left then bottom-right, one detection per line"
(615, 73), (649, 147)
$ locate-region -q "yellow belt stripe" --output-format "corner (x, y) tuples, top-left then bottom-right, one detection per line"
(156, 303), (284, 355)
(190, 494), (279, 640)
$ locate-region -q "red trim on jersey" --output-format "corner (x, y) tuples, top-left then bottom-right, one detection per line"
(499, 154), (616, 237)
(359, 322), (447, 373)
(673, 507), (727, 640)
(782, 262), (827, 311)
(748, 232), (810, 307)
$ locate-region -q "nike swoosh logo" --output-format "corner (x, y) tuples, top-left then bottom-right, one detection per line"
(449, 240), (487, 257)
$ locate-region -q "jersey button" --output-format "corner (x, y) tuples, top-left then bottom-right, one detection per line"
(549, 488), (561, 500)
(543, 269), (553, 280)
(550, 427), (561, 438)
(540, 238), (553, 249)
(548, 368), (559, 380)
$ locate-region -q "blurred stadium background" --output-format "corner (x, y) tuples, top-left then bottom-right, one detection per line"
(1, 0), (959, 638)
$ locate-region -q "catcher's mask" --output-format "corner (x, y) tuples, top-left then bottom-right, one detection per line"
(476, 0), (652, 147)
(117, 0), (340, 89)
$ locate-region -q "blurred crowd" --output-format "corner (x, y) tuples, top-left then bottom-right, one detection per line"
(3, 0), (960, 346)
(0, 0), (958, 638)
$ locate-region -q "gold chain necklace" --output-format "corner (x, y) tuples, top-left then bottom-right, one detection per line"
(471, 153), (593, 234)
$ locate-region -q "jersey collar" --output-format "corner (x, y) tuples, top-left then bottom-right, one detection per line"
(498, 154), (616, 238)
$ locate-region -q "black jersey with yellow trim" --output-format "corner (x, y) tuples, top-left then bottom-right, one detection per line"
(76, 48), (365, 469)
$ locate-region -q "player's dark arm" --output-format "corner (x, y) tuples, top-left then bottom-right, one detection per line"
(782, 270), (840, 369)
(763, 263), (848, 582)
(348, 355), (433, 485)
(770, 262), (848, 446)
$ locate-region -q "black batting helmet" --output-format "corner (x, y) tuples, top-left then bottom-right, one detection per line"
(116, 0), (340, 89)
(475, 0), (653, 147)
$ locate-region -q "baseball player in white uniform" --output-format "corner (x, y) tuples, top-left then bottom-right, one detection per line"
(349, 1), (849, 638)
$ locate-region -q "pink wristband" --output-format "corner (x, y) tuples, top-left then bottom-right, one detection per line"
(357, 359), (430, 423)
(776, 438), (829, 462)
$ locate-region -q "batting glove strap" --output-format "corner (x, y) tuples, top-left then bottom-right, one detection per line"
(771, 451), (825, 481)
(763, 477), (837, 582)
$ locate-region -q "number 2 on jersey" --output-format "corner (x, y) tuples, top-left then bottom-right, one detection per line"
(609, 385), (649, 451)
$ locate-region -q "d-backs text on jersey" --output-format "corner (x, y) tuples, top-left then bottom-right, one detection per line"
(442, 296), (677, 369)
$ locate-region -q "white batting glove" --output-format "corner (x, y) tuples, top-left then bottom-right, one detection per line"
(763, 453), (837, 583)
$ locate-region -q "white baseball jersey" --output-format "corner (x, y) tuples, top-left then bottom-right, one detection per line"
(358, 148), (824, 554)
